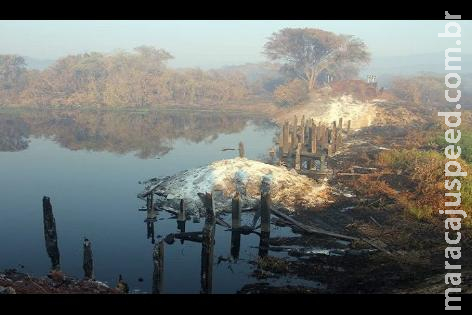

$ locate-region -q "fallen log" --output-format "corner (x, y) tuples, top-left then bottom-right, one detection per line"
(272, 208), (359, 241)
(361, 238), (392, 256)
(215, 216), (231, 229)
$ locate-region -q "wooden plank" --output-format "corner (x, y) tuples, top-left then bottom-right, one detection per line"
(271, 208), (359, 241)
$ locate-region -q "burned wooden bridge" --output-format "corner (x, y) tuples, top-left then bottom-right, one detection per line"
(275, 115), (351, 177)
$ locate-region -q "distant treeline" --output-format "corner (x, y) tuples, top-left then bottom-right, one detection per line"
(1, 28), (373, 109)
(0, 47), (282, 108)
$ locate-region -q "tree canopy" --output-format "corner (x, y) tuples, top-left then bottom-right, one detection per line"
(264, 28), (370, 90)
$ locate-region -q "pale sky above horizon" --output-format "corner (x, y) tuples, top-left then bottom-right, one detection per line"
(0, 20), (470, 69)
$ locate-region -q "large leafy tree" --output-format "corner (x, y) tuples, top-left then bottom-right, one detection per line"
(264, 28), (370, 90)
(0, 55), (27, 90)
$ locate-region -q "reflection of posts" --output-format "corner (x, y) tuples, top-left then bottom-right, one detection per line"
(146, 220), (156, 244)
(177, 199), (186, 235)
(146, 203), (157, 244)
(146, 193), (154, 211)
(83, 238), (94, 279)
(152, 240), (164, 294)
(259, 231), (270, 258)
(231, 193), (241, 259)
(42, 196), (61, 271)
(200, 193), (215, 294)
(259, 184), (271, 257)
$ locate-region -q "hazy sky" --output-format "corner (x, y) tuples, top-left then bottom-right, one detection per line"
(1, 20), (470, 69)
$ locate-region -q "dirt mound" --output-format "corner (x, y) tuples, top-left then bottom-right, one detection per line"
(275, 94), (379, 129)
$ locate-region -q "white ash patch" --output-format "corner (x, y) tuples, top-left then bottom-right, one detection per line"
(149, 158), (328, 213)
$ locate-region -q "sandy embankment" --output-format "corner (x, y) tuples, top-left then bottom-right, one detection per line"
(274, 94), (381, 129)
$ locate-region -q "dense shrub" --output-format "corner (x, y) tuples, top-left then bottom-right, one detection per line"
(378, 149), (472, 225)
(273, 79), (309, 107)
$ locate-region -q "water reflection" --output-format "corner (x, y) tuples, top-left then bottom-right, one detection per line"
(0, 110), (272, 157)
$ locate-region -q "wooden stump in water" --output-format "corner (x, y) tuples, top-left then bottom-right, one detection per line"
(232, 193), (241, 229)
(231, 230), (241, 260)
(311, 127), (318, 154)
(231, 193), (242, 260)
(292, 116), (298, 149)
(258, 231), (270, 258)
(260, 189), (271, 234)
(200, 211), (215, 294)
(42, 196), (61, 271)
(83, 238), (94, 280)
(238, 142), (245, 158)
(320, 153), (327, 172)
(177, 199), (186, 233)
(152, 240), (164, 294)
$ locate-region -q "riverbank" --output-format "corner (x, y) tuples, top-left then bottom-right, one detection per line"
(0, 269), (122, 294)
(238, 121), (472, 294)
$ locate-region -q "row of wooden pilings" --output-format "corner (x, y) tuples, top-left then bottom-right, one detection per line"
(146, 180), (272, 294)
(277, 115), (351, 172)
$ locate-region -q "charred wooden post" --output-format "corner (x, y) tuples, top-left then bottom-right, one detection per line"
(177, 199), (186, 233)
(328, 144), (334, 156)
(278, 130), (283, 151)
(300, 115), (306, 145)
(269, 146), (276, 163)
(347, 120), (351, 137)
(317, 124), (322, 141)
(331, 121), (337, 153)
(258, 231), (270, 257)
(146, 193), (154, 212)
(83, 238), (94, 280)
(338, 117), (343, 132)
(231, 193), (242, 259)
(238, 141), (245, 158)
(295, 143), (302, 171)
(292, 116), (298, 149)
(260, 183), (271, 234)
(199, 192), (214, 219)
(320, 153), (327, 172)
(306, 120), (312, 146)
(200, 208), (215, 294)
(146, 220), (156, 244)
(42, 196), (61, 271)
(146, 198), (157, 243)
(152, 240), (164, 294)
(230, 230), (241, 260)
(311, 127), (318, 154)
(282, 121), (289, 155)
(232, 193), (241, 229)
(320, 125), (327, 149)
